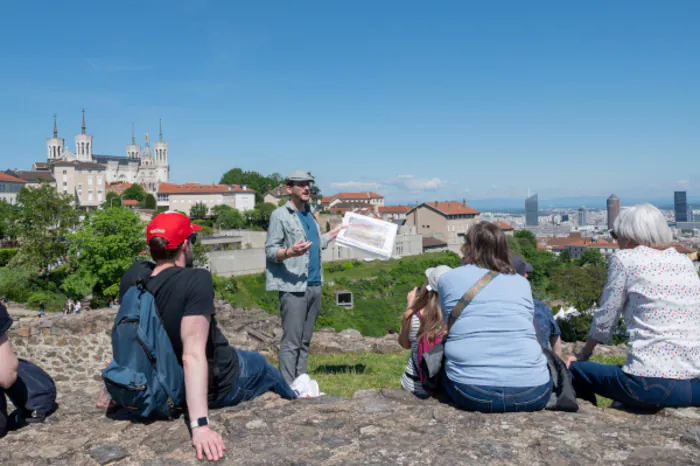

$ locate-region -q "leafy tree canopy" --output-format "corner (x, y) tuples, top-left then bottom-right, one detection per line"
(11, 185), (80, 273)
(190, 202), (209, 220)
(578, 248), (606, 268)
(121, 184), (147, 202)
(62, 207), (146, 299)
(216, 208), (246, 230)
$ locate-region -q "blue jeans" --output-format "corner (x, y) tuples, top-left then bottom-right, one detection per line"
(442, 372), (552, 413)
(570, 361), (700, 409)
(214, 349), (297, 408)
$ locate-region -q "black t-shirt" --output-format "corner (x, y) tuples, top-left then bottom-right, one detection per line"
(119, 261), (239, 406)
(0, 303), (12, 337)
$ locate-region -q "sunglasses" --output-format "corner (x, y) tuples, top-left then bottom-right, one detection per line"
(188, 234), (198, 245)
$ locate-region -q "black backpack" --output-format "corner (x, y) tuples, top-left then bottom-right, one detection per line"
(4, 359), (58, 428)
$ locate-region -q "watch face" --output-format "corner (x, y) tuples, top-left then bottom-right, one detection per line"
(197, 417), (209, 427)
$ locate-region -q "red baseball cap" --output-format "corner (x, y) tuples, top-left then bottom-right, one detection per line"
(146, 211), (202, 250)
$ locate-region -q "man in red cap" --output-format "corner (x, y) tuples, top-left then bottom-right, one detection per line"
(105, 211), (296, 462)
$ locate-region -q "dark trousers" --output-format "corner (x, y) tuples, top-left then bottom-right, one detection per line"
(570, 361), (700, 409)
(442, 372), (552, 413)
(278, 286), (322, 383)
(214, 349), (297, 408)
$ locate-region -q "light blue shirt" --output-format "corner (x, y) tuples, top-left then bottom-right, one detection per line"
(438, 264), (549, 387)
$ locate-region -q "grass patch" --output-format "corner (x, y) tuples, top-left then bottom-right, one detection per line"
(307, 352), (408, 398)
(307, 352), (629, 407)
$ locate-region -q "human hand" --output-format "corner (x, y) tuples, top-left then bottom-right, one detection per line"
(192, 426), (226, 461)
(406, 287), (419, 307)
(327, 224), (348, 241)
(288, 240), (313, 258)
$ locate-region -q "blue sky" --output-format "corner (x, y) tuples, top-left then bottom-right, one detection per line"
(1, 1), (699, 206)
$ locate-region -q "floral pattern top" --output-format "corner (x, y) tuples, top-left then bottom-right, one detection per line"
(590, 246), (700, 379)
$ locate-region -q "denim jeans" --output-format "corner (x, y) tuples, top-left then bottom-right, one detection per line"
(442, 372), (552, 413)
(214, 349), (297, 408)
(570, 361), (700, 409)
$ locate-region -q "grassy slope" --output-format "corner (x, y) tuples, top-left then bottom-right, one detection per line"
(213, 252), (462, 337)
(308, 352), (625, 407)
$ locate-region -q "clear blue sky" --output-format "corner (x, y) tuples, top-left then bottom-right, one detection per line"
(1, 1), (699, 205)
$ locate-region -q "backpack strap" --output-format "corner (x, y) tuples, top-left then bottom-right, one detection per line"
(447, 270), (499, 331)
(141, 267), (184, 303)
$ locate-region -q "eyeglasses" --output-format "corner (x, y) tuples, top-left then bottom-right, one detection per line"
(609, 230), (618, 240)
(188, 234), (198, 245)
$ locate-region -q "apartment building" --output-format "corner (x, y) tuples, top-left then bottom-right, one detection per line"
(157, 182), (256, 215)
(52, 160), (106, 210)
(378, 205), (411, 222)
(405, 201), (480, 252)
(321, 192), (384, 211)
(0, 172), (27, 204)
(263, 185), (290, 205)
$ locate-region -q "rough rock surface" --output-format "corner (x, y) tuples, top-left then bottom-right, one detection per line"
(4, 303), (695, 465)
(3, 385), (700, 465)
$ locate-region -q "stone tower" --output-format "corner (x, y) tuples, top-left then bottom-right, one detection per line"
(74, 109), (93, 162)
(46, 113), (64, 161)
(126, 122), (141, 160)
(153, 119), (170, 183)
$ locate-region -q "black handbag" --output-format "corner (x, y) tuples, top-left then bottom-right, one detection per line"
(420, 271), (499, 392)
(543, 348), (579, 412)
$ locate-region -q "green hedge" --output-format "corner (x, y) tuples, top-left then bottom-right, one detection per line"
(0, 248), (18, 266)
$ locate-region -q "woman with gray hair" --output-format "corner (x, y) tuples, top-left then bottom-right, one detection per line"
(566, 204), (700, 409)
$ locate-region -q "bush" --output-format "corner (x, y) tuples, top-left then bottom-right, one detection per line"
(26, 290), (67, 313)
(0, 267), (33, 302)
(558, 313), (593, 342)
(0, 248), (18, 266)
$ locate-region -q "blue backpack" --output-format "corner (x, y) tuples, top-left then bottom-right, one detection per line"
(102, 269), (185, 419)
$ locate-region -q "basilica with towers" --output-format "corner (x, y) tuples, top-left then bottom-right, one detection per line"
(44, 110), (170, 193)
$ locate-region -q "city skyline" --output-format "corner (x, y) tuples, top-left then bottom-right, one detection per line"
(1, 2), (699, 205)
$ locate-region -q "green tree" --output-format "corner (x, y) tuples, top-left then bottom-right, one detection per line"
(11, 185), (80, 273)
(190, 202), (208, 220)
(513, 230), (537, 257)
(121, 184), (147, 202)
(0, 200), (21, 243)
(550, 265), (608, 311)
(211, 204), (233, 220)
(141, 193), (157, 209)
(506, 235), (522, 257)
(559, 250), (571, 263)
(247, 203), (277, 230)
(101, 192), (122, 209)
(219, 168), (272, 203)
(62, 207), (146, 299)
(217, 208), (246, 229)
(578, 248), (606, 268)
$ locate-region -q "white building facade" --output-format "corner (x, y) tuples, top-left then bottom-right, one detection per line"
(43, 111), (170, 194)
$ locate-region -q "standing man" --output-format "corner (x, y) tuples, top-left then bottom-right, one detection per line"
(265, 171), (344, 383)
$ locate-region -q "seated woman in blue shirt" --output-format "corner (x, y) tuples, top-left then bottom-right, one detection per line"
(438, 222), (552, 413)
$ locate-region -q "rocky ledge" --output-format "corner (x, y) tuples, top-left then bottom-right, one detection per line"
(3, 383), (700, 465)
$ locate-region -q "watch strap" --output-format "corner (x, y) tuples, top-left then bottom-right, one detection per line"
(190, 417), (209, 429)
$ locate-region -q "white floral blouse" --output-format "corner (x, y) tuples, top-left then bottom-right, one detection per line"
(590, 246), (700, 379)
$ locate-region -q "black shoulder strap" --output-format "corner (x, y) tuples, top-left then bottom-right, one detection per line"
(447, 270), (499, 331)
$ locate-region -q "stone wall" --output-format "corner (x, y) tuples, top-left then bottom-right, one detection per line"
(6, 300), (403, 386)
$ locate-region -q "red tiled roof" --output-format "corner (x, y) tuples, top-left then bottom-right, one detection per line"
(379, 205), (411, 214)
(266, 185), (288, 198)
(419, 201), (480, 216)
(157, 182), (256, 194)
(122, 199), (140, 206)
(322, 192), (384, 203)
(0, 172), (27, 183)
(492, 221), (514, 231)
(33, 162), (49, 169)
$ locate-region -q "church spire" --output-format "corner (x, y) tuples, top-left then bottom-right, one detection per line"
(131, 122), (135, 144)
(159, 119), (163, 142)
(53, 113), (58, 138)
(81, 109), (86, 135)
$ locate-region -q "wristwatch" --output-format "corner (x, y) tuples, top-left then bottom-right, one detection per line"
(190, 417), (209, 429)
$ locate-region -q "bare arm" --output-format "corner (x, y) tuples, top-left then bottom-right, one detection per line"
(181, 315), (225, 461)
(550, 336), (563, 360)
(0, 334), (18, 389)
(398, 309), (414, 350)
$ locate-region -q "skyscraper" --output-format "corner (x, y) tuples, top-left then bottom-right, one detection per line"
(578, 206), (588, 226)
(525, 194), (538, 227)
(675, 191), (688, 223)
(607, 194), (621, 229)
